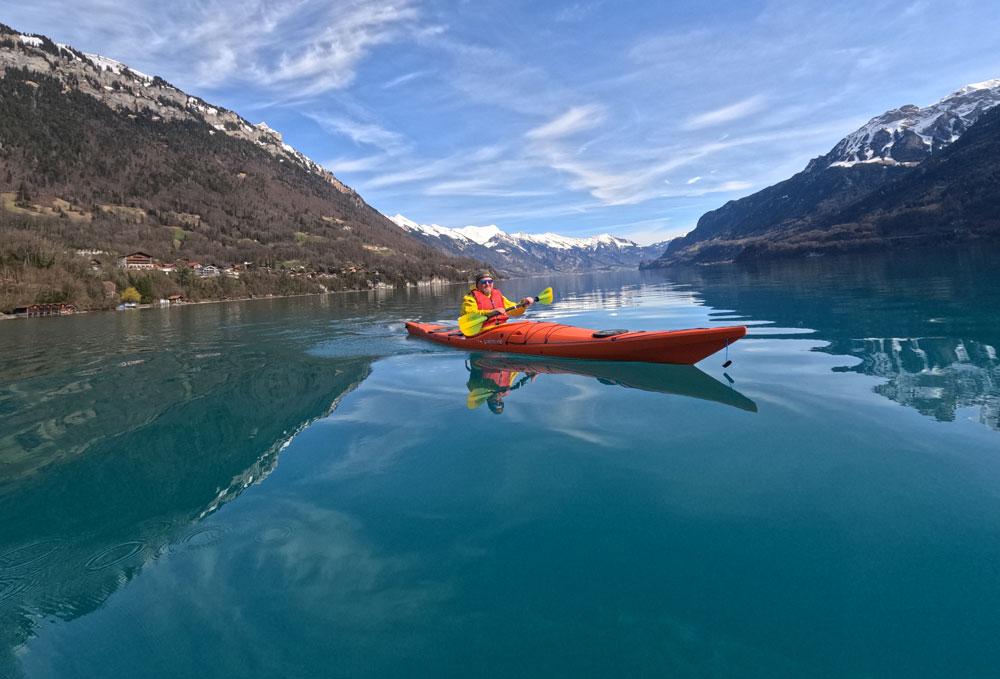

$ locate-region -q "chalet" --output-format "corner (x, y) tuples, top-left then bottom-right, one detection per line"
(167, 294), (184, 304)
(196, 265), (221, 278)
(117, 252), (155, 270)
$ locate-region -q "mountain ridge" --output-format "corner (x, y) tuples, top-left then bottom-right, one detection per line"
(649, 78), (1000, 267)
(390, 214), (671, 275)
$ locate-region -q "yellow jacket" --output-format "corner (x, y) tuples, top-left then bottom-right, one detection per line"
(460, 289), (526, 319)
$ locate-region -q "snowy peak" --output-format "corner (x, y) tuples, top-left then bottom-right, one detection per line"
(388, 215), (670, 274)
(391, 213), (467, 240)
(390, 216), (642, 251)
(454, 224), (505, 245)
(818, 78), (1000, 169)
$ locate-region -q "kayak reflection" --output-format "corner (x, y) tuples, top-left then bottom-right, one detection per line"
(464, 353), (757, 413)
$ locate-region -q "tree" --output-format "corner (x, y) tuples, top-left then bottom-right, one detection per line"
(134, 276), (154, 303)
(120, 286), (141, 303)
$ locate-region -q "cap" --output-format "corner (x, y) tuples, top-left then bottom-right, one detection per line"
(475, 270), (494, 283)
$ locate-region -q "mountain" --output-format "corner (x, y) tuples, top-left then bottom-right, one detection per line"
(0, 24), (480, 311)
(814, 79), (1000, 169)
(649, 79), (1000, 266)
(390, 214), (671, 275)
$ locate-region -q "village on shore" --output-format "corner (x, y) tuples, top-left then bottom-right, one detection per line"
(3, 249), (455, 320)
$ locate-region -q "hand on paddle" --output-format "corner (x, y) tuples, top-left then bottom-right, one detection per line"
(458, 287), (553, 337)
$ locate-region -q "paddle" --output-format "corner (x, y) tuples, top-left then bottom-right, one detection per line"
(458, 287), (553, 337)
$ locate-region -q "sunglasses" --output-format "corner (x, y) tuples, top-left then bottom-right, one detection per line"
(478, 279), (494, 285)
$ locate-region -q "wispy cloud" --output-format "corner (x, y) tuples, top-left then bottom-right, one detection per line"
(323, 155), (387, 173)
(682, 95), (767, 130)
(686, 176), (702, 185)
(381, 69), (431, 89)
(525, 105), (606, 140)
(424, 179), (551, 197)
(306, 113), (409, 154)
(7, 0), (427, 99)
(260, 3), (422, 95)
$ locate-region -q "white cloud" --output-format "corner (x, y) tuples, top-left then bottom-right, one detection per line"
(381, 69), (431, 89)
(525, 105), (606, 140)
(323, 155), (387, 173)
(682, 95), (767, 130)
(424, 179), (550, 197)
(686, 176), (702, 185)
(9, 0), (427, 98)
(306, 114), (409, 153)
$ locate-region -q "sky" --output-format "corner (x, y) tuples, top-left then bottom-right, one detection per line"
(5, 1), (1000, 244)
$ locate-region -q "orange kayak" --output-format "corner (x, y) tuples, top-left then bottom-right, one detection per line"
(405, 321), (746, 365)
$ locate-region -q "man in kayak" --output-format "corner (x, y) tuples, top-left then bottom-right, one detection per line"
(461, 271), (534, 330)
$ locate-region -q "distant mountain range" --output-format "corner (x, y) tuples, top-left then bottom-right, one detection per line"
(649, 79), (1000, 266)
(390, 215), (670, 275)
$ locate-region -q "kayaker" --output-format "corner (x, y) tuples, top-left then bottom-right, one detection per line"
(461, 271), (534, 330)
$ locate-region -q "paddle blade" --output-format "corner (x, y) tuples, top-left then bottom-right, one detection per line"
(466, 388), (493, 409)
(537, 287), (553, 305)
(458, 312), (487, 337)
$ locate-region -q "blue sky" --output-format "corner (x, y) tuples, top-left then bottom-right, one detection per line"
(6, 1), (1000, 243)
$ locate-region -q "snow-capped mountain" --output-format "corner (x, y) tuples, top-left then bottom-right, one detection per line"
(650, 78), (1000, 266)
(391, 215), (670, 274)
(810, 79), (1000, 170)
(0, 25), (353, 195)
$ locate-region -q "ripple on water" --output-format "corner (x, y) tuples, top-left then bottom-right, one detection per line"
(253, 524), (295, 544)
(0, 578), (30, 602)
(83, 541), (146, 571)
(0, 539), (64, 574)
(181, 526), (227, 549)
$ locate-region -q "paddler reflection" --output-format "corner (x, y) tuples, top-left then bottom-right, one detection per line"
(465, 357), (537, 413)
(463, 353), (758, 414)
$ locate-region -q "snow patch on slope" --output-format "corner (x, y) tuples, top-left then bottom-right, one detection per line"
(825, 79), (1000, 168)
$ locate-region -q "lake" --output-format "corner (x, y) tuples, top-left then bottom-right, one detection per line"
(2, 250), (999, 678)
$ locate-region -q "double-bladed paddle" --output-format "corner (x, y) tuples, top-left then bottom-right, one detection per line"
(458, 287), (553, 337)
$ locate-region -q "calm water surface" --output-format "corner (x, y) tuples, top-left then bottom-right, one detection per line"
(2, 251), (999, 678)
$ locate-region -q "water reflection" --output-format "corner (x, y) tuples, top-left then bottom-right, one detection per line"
(656, 249), (1000, 432)
(837, 337), (1000, 428)
(0, 299), (381, 675)
(463, 353), (757, 413)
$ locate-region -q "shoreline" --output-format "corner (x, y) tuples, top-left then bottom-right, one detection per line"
(0, 279), (474, 321)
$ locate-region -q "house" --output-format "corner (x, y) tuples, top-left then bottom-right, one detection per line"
(117, 252), (155, 270)
(167, 294), (184, 304)
(196, 265), (220, 278)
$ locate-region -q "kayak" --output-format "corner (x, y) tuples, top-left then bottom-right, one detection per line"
(469, 353), (757, 411)
(405, 321), (746, 365)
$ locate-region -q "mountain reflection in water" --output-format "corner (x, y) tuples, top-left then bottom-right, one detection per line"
(662, 248), (1000, 431)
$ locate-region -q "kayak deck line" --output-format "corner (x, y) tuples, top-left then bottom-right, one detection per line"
(406, 320), (747, 365)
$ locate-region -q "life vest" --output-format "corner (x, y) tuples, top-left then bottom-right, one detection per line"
(481, 369), (517, 391)
(471, 288), (509, 328)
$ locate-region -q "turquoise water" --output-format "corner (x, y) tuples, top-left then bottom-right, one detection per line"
(2, 252), (1000, 678)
